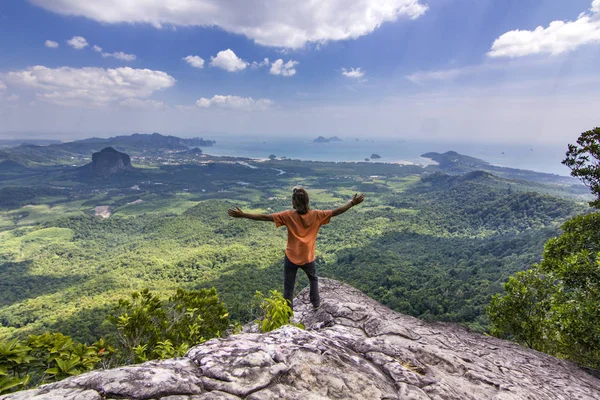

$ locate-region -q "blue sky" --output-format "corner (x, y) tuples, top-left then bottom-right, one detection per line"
(0, 0), (599, 143)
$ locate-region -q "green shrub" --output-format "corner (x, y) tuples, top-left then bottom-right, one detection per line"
(108, 288), (229, 364)
(255, 290), (304, 333)
(0, 333), (112, 395)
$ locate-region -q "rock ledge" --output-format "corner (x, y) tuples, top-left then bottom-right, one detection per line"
(3, 279), (600, 400)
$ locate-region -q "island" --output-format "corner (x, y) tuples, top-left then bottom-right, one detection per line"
(313, 136), (342, 143)
(371, 154), (381, 159)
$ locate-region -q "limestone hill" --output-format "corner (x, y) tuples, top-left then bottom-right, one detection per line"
(3, 279), (599, 400)
(83, 147), (133, 177)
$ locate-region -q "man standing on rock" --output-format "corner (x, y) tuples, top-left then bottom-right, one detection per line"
(228, 188), (365, 310)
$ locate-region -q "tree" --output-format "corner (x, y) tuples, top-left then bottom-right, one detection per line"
(487, 269), (555, 351)
(487, 212), (600, 368)
(562, 127), (600, 208)
(537, 213), (600, 367)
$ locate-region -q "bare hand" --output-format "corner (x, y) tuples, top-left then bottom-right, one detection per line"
(351, 193), (365, 206)
(228, 206), (244, 218)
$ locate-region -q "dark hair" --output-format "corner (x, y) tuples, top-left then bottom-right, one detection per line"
(292, 188), (310, 215)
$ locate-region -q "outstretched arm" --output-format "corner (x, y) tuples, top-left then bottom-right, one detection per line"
(332, 193), (365, 217)
(228, 206), (274, 222)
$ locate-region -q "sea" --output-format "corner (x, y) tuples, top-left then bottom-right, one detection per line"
(204, 136), (573, 177)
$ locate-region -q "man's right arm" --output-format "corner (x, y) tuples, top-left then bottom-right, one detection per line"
(228, 207), (274, 221)
(332, 193), (365, 217)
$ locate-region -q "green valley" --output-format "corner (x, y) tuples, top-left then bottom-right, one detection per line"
(0, 135), (591, 345)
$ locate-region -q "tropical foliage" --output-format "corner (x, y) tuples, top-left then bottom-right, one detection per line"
(255, 290), (303, 333)
(563, 127), (600, 208)
(0, 333), (112, 395)
(107, 288), (230, 364)
(488, 212), (600, 368)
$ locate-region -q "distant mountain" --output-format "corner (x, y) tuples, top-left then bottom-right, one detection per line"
(176, 147), (203, 156)
(2, 144), (76, 166)
(0, 133), (217, 166)
(71, 133), (215, 153)
(313, 136), (342, 143)
(370, 153), (382, 159)
(421, 151), (490, 169)
(422, 151), (577, 185)
(81, 147), (133, 177)
(0, 139), (61, 148)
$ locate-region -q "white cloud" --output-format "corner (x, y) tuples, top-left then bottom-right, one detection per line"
(5, 66), (175, 107)
(406, 68), (466, 84)
(251, 58), (270, 68)
(183, 55), (205, 68)
(30, 0), (428, 49)
(120, 98), (167, 110)
(341, 68), (365, 78)
(102, 51), (137, 61)
(45, 40), (59, 48)
(196, 95), (272, 110)
(210, 49), (247, 72)
(489, 0), (600, 57)
(270, 59), (298, 76)
(93, 45), (136, 61)
(67, 36), (88, 50)
(0, 81), (6, 90)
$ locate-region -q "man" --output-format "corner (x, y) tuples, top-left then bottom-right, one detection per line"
(228, 188), (365, 310)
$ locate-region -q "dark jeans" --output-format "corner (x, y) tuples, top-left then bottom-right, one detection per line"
(283, 255), (319, 310)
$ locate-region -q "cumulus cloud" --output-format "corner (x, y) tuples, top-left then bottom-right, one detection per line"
(341, 68), (365, 78)
(67, 36), (88, 49)
(251, 58), (270, 68)
(183, 55), (205, 68)
(489, 0), (600, 57)
(103, 51), (137, 61)
(6, 66), (175, 107)
(0, 81), (6, 90)
(93, 45), (136, 61)
(120, 98), (167, 110)
(196, 95), (272, 110)
(30, 0), (428, 48)
(210, 49), (247, 72)
(270, 59), (298, 76)
(45, 40), (59, 48)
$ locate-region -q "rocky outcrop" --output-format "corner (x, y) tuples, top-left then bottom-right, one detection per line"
(3, 279), (600, 400)
(86, 147), (133, 176)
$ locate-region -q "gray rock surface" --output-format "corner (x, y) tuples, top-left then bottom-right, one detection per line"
(3, 278), (600, 400)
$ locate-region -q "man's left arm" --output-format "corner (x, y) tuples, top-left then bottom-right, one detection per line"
(331, 193), (365, 217)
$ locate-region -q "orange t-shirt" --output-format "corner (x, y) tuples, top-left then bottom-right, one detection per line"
(272, 209), (333, 265)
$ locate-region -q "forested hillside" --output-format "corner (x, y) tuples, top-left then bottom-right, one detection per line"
(0, 149), (588, 343)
